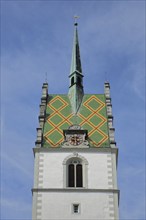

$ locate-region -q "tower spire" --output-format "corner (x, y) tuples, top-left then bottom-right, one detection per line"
(70, 21), (82, 76)
(68, 20), (84, 114)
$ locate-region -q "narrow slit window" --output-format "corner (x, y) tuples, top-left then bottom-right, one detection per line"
(76, 164), (82, 187)
(68, 164), (74, 187)
(73, 204), (79, 213)
(71, 77), (74, 86)
(77, 77), (81, 86)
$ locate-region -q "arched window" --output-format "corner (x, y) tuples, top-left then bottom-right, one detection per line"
(63, 154), (88, 188)
(71, 77), (74, 86)
(68, 160), (83, 187)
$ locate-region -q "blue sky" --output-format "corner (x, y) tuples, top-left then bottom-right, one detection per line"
(1, 1), (145, 219)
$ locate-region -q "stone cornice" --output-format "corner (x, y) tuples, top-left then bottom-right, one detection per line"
(32, 187), (119, 193)
(33, 146), (118, 155)
(33, 147), (119, 167)
(32, 187), (120, 205)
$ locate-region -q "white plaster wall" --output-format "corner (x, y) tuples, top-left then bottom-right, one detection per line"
(37, 191), (117, 220)
(32, 150), (119, 220)
(36, 151), (116, 189)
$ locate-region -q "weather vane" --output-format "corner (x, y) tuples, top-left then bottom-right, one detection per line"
(45, 72), (48, 83)
(74, 15), (79, 25)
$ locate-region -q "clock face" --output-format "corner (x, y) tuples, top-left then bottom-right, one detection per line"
(69, 134), (83, 146)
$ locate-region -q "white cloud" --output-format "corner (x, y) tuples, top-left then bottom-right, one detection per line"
(132, 69), (145, 101)
(1, 153), (33, 179)
(1, 198), (32, 219)
(1, 198), (31, 211)
(119, 164), (145, 219)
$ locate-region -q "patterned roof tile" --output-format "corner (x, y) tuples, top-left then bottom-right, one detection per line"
(43, 94), (110, 147)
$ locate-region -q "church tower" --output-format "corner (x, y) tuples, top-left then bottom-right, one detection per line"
(32, 23), (119, 220)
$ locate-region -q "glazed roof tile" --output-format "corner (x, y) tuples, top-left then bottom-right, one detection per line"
(43, 94), (110, 148)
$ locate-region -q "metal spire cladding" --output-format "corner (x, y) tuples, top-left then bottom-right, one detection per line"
(68, 22), (84, 114)
(70, 22), (82, 76)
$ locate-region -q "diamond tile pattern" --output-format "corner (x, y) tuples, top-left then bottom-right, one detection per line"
(43, 94), (109, 147)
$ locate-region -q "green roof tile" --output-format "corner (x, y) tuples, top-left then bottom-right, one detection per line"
(43, 94), (110, 148)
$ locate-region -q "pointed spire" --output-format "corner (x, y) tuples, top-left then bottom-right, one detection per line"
(68, 21), (84, 114)
(70, 22), (82, 76)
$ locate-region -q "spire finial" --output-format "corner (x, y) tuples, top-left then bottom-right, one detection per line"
(74, 15), (79, 26)
(45, 72), (48, 83)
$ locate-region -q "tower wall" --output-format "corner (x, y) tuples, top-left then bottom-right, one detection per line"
(32, 191), (119, 220)
(32, 148), (119, 220)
